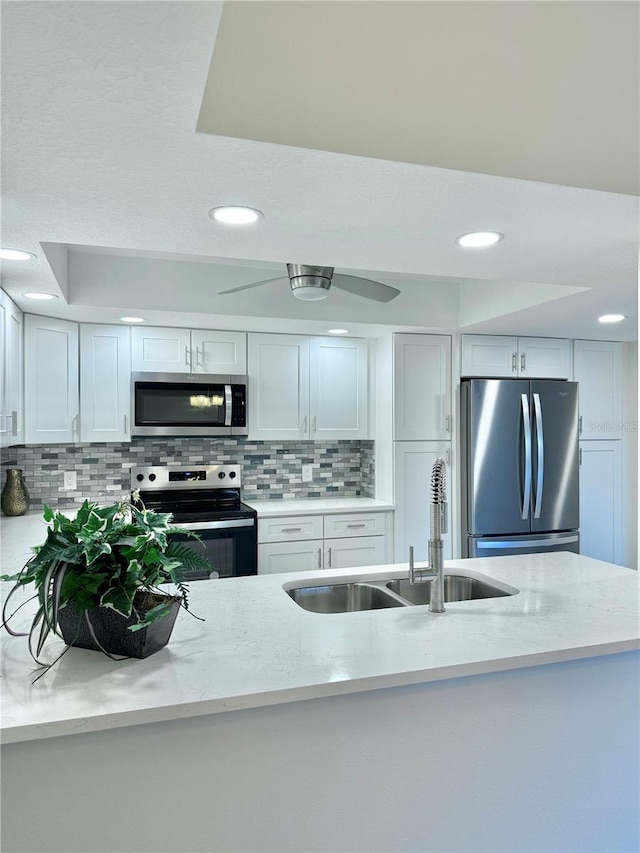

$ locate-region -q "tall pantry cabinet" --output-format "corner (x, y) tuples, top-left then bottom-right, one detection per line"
(392, 334), (453, 562)
(573, 340), (624, 564)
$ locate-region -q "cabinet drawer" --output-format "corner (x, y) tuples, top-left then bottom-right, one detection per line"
(323, 513), (386, 539)
(258, 515), (323, 543)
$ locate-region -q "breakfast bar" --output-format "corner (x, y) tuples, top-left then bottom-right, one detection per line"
(2, 551), (639, 852)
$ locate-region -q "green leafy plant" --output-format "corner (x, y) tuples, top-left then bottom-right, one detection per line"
(1, 498), (213, 674)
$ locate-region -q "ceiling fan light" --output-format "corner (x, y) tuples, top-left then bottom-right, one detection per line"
(292, 284), (329, 301)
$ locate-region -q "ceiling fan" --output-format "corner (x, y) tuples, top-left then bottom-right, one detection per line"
(218, 264), (401, 303)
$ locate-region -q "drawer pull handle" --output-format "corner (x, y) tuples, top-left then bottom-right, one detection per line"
(346, 523), (366, 528)
(281, 527), (302, 532)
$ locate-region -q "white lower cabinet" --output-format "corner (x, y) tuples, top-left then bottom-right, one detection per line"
(394, 442), (452, 562)
(257, 511), (392, 574)
(579, 440), (622, 564)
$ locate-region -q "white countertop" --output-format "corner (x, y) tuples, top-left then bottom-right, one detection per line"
(245, 497), (395, 517)
(1, 551), (638, 745)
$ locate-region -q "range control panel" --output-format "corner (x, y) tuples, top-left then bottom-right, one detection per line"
(130, 465), (241, 490)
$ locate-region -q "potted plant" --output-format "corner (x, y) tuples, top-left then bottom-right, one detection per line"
(1, 497), (214, 678)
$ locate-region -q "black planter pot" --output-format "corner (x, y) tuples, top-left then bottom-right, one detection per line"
(57, 592), (181, 659)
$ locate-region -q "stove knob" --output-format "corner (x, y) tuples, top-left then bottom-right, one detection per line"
(148, 473), (156, 482)
(218, 471), (226, 479)
(229, 471), (237, 479)
(136, 474), (144, 482)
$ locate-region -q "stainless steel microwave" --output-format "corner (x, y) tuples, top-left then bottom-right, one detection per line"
(131, 373), (248, 437)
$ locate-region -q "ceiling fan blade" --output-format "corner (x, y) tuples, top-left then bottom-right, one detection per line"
(331, 273), (400, 303)
(218, 276), (287, 296)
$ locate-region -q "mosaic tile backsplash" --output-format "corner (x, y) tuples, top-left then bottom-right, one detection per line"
(1, 439), (375, 509)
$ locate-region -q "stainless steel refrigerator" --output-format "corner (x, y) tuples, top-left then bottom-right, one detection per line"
(461, 378), (580, 558)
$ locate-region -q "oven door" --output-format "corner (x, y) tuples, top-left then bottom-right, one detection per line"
(171, 518), (257, 580)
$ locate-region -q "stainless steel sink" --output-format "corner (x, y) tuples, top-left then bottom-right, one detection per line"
(386, 575), (512, 605)
(287, 583), (405, 613)
(286, 571), (518, 612)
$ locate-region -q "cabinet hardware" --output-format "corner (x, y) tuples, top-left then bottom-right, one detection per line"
(578, 415), (582, 434)
(6, 411), (17, 436)
(512, 353), (517, 372)
(327, 547), (332, 568)
(123, 414), (128, 434)
(445, 448), (451, 465)
(579, 448), (582, 466)
(281, 527), (302, 533)
(521, 353), (526, 372)
(301, 415), (307, 434)
(317, 548), (322, 569)
(312, 415), (317, 433)
(445, 414), (451, 433)
(71, 414), (79, 435)
(185, 346), (191, 368)
(346, 523), (366, 529)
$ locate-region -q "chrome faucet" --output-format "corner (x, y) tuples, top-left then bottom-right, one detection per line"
(409, 457), (447, 613)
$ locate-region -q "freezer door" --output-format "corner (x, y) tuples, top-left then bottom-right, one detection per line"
(462, 379), (531, 536)
(530, 380), (579, 533)
(466, 531), (580, 558)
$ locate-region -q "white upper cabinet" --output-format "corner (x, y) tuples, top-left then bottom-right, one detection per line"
(461, 335), (572, 379)
(393, 334), (451, 440)
(0, 291), (24, 447)
(25, 315), (79, 444)
(80, 324), (131, 442)
(248, 333), (368, 441)
(309, 337), (368, 439)
(131, 327), (246, 374)
(248, 334), (310, 440)
(573, 340), (623, 440)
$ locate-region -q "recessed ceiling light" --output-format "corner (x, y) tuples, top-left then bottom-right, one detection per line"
(598, 314), (626, 324)
(23, 292), (57, 300)
(328, 329), (349, 335)
(456, 231), (504, 248)
(1, 248), (37, 261)
(120, 316), (146, 323)
(208, 206), (263, 225)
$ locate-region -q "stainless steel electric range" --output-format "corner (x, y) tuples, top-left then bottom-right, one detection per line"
(131, 465), (257, 580)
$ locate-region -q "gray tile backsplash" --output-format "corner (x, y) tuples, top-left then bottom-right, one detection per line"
(1, 439), (375, 509)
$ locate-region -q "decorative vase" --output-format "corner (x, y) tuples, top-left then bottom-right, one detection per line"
(1, 468), (30, 517)
(56, 591), (181, 659)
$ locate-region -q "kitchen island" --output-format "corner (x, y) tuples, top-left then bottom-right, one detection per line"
(1, 551), (639, 852)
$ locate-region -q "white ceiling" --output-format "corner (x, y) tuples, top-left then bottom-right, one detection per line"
(1, 1), (638, 341)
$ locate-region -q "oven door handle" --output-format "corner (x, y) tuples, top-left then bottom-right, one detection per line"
(177, 519), (255, 531)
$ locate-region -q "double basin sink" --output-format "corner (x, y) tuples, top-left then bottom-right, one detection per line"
(287, 572), (518, 614)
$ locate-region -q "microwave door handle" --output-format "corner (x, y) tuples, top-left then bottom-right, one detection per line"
(224, 385), (232, 427)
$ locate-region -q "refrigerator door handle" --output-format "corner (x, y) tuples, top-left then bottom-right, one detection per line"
(521, 393), (532, 520)
(533, 392), (544, 519)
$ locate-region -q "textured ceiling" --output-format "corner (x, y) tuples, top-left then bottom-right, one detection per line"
(0, 0), (637, 341)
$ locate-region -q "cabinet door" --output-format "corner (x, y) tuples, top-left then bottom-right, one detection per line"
(309, 337), (368, 439)
(248, 334), (310, 440)
(394, 441), (452, 562)
(519, 337), (572, 379)
(258, 540), (323, 574)
(131, 326), (191, 373)
(579, 441), (622, 564)
(25, 315), (79, 444)
(0, 291), (24, 447)
(5, 301), (24, 445)
(573, 340), (623, 440)
(80, 325), (131, 442)
(394, 334), (451, 440)
(191, 330), (247, 375)
(461, 335), (518, 378)
(324, 536), (386, 570)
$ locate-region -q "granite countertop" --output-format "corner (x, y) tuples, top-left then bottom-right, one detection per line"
(1, 551), (638, 745)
